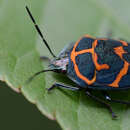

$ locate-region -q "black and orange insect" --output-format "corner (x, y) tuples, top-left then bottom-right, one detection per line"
(26, 6), (130, 118)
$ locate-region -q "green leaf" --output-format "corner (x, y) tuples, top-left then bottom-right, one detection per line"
(0, 0), (130, 130)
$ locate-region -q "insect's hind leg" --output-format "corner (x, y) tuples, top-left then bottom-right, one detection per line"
(47, 83), (80, 91)
(85, 90), (117, 118)
(102, 91), (130, 105)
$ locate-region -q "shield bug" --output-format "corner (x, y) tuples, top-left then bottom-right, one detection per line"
(26, 6), (130, 118)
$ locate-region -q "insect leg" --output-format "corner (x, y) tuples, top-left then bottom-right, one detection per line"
(85, 90), (117, 118)
(47, 83), (80, 91)
(102, 91), (130, 105)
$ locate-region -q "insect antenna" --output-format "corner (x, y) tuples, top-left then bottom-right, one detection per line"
(25, 6), (56, 58)
(26, 69), (55, 84)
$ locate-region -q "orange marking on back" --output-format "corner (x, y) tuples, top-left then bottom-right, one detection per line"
(92, 40), (109, 71)
(93, 53), (109, 70)
(109, 61), (129, 87)
(71, 36), (96, 85)
(119, 40), (128, 46)
(114, 46), (127, 59)
(71, 35), (129, 87)
(109, 42), (130, 87)
(76, 48), (93, 55)
(70, 36), (110, 85)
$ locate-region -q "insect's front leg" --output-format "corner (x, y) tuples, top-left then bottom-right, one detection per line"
(85, 90), (117, 119)
(47, 83), (80, 91)
(102, 91), (130, 105)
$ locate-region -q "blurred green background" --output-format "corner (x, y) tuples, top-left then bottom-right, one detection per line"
(0, 81), (61, 130)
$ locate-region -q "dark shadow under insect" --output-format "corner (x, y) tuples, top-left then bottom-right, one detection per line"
(25, 6), (130, 119)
